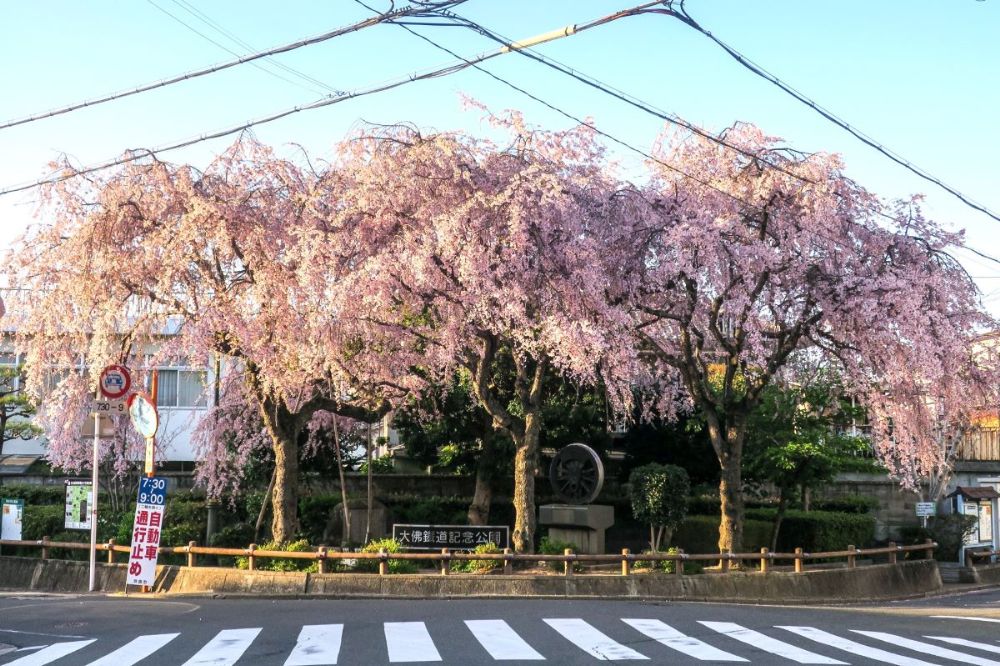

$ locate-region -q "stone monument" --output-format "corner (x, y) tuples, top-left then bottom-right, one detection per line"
(538, 442), (614, 554)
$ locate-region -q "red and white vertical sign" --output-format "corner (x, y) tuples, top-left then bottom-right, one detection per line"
(126, 477), (167, 587)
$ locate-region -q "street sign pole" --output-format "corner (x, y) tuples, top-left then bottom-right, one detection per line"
(89, 390), (99, 593)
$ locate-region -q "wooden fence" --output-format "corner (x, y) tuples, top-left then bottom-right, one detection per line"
(0, 538), (936, 577)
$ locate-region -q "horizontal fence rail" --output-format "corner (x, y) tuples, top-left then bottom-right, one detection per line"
(0, 537), (937, 577)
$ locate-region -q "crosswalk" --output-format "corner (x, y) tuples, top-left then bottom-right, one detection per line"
(3, 617), (1000, 664)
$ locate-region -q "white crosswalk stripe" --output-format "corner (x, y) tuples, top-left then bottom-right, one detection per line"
(181, 628), (262, 665)
(384, 622), (442, 663)
(86, 633), (179, 666)
(779, 626), (940, 666)
(622, 619), (747, 661)
(543, 618), (648, 660)
(3, 640), (96, 665)
(926, 635), (1000, 654)
(284, 624), (344, 665)
(853, 630), (1000, 666)
(700, 622), (846, 664)
(465, 620), (545, 660)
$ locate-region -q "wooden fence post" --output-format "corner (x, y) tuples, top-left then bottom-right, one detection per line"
(563, 548), (574, 577)
(503, 548), (512, 575)
(317, 546), (328, 574)
(675, 548), (685, 577)
(41, 537), (49, 560)
(721, 552), (730, 573)
(441, 548), (450, 576)
(187, 541), (197, 568)
(760, 547), (769, 573)
(106, 538), (116, 564)
(925, 538), (935, 560)
(378, 549), (388, 576)
(794, 547), (803, 573)
(847, 545), (856, 569)
(888, 541), (897, 565)
(247, 543), (256, 572)
(621, 548), (631, 576)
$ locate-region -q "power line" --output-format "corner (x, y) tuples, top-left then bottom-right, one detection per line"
(0, 1), (666, 198)
(0, 1), (465, 132)
(664, 1), (1000, 224)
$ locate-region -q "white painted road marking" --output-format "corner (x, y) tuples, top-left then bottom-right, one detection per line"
(701, 622), (846, 664)
(929, 615), (1000, 623)
(181, 628), (261, 665)
(384, 622), (442, 663)
(853, 630), (1000, 666)
(3, 640), (96, 665)
(622, 619), (747, 661)
(284, 624), (344, 665)
(465, 620), (545, 660)
(925, 635), (1000, 654)
(780, 626), (940, 666)
(544, 618), (648, 660)
(87, 633), (179, 666)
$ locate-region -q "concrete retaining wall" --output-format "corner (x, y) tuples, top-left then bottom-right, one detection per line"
(0, 557), (942, 603)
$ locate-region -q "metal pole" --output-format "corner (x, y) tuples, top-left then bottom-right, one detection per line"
(89, 405), (99, 592)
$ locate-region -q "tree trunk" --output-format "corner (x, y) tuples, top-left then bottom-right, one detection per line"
(770, 487), (789, 553)
(467, 436), (498, 526)
(802, 486), (811, 512)
(718, 456), (744, 556)
(254, 467), (276, 543)
(511, 413), (541, 553)
(365, 423), (374, 544)
(270, 431), (300, 544)
(332, 415), (351, 544)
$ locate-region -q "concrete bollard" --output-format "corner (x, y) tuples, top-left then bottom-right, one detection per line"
(794, 547), (803, 573)
(621, 548), (631, 576)
(106, 538), (116, 564)
(379, 549), (388, 576)
(247, 543), (256, 571)
(187, 541), (197, 568)
(847, 545), (856, 569)
(888, 541), (897, 565)
(503, 548), (512, 575)
(441, 548), (450, 576)
(675, 548), (685, 577)
(760, 548), (769, 574)
(564, 548), (574, 577)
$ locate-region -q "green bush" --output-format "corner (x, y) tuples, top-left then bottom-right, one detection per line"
(20, 504), (65, 540)
(812, 495), (879, 514)
(746, 508), (876, 552)
(672, 515), (773, 554)
(538, 536), (580, 573)
(298, 495), (341, 544)
(236, 539), (318, 573)
(924, 514), (977, 561)
(0, 484), (68, 505)
(660, 546), (704, 574)
(451, 542), (502, 573)
(353, 538), (418, 574)
(387, 495), (469, 525)
(628, 463), (689, 551)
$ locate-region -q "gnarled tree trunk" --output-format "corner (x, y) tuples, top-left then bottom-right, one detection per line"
(467, 434), (498, 525)
(269, 425), (301, 544)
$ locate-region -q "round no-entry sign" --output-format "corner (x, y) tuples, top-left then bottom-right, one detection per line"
(127, 392), (159, 439)
(98, 365), (132, 400)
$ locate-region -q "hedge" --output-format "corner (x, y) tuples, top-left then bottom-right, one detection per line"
(745, 508), (876, 552)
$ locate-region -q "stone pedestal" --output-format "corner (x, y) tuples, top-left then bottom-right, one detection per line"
(539, 504), (614, 554)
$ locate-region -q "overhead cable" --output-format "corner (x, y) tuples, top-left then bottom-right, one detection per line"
(0, 1), (466, 132)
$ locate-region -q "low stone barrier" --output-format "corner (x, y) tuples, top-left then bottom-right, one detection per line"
(0, 556), (941, 603)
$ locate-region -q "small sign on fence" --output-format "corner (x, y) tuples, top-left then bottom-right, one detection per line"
(126, 477), (167, 587)
(393, 524), (510, 550)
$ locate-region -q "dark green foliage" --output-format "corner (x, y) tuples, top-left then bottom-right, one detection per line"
(0, 365), (43, 446)
(450, 542), (502, 573)
(921, 513), (977, 561)
(745, 508), (876, 552)
(672, 515), (773, 554)
(0, 484), (71, 505)
(538, 536), (580, 572)
(628, 463), (690, 550)
(297, 495), (341, 544)
(812, 495), (880, 514)
(236, 539), (318, 573)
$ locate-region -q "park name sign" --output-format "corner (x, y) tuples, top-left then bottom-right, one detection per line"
(126, 476), (167, 587)
(393, 523), (510, 550)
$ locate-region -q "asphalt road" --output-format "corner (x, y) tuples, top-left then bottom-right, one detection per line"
(3, 590), (1000, 664)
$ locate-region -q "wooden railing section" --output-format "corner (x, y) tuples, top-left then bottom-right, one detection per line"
(0, 538), (937, 576)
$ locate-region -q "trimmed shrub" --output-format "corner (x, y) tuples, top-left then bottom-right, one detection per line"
(538, 536), (580, 572)
(354, 538), (418, 574)
(236, 539), (318, 572)
(812, 495), (879, 514)
(628, 463), (689, 551)
(925, 513), (977, 561)
(746, 508), (876, 552)
(672, 515), (773, 554)
(451, 542), (501, 573)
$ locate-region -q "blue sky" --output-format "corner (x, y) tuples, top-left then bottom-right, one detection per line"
(2, 1), (998, 306)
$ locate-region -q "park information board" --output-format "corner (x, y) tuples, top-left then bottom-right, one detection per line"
(65, 480), (93, 530)
(393, 524), (509, 550)
(126, 476), (167, 587)
(1, 498), (24, 541)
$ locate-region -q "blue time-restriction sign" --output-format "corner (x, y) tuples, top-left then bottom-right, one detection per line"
(137, 476), (167, 506)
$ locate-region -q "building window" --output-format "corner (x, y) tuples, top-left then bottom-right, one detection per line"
(155, 369), (207, 408)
